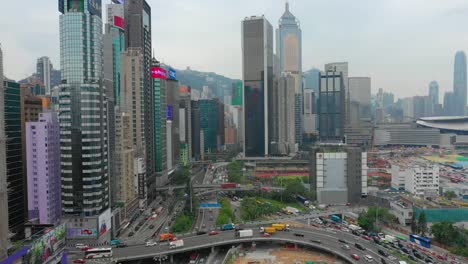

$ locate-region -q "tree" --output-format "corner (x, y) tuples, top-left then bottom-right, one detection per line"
(283, 179), (306, 202)
(418, 212), (427, 236)
(410, 213), (418, 234)
(444, 191), (457, 200)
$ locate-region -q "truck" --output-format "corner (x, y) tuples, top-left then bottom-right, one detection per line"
(221, 223), (235, 231)
(318, 204), (328, 210)
(296, 195), (310, 206)
(348, 224), (362, 232)
(236, 229), (253, 238)
(284, 206), (300, 215)
(384, 235), (397, 243)
(169, 240), (184, 249)
(110, 239), (121, 246)
(221, 183), (239, 189)
(260, 227), (276, 234)
(159, 233), (175, 242)
(272, 223), (290, 231)
(330, 215), (341, 223)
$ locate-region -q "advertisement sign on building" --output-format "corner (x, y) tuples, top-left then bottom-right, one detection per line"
(98, 209), (112, 236)
(166, 105), (173, 120)
(113, 16), (124, 29)
(25, 225), (66, 264)
(232, 80), (243, 106)
(151, 67), (167, 79)
(168, 68), (177, 80)
(87, 0), (102, 17)
(66, 228), (98, 238)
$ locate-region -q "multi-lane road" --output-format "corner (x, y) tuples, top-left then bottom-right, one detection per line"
(112, 226), (392, 263)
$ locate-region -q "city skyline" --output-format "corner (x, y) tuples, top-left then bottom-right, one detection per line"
(1, 0), (468, 99)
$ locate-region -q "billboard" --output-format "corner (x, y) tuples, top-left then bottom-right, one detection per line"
(232, 80), (243, 106)
(66, 228), (97, 238)
(151, 67), (167, 79)
(98, 209), (112, 236)
(25, 224), (66, 264)
(88, 0), (102, 17)
(168, 68), (177, 80)
(166, 105), (173, 120)
(113, 16), (124, 29)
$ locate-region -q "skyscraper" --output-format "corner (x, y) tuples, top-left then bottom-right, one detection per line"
(318, 70), (345, 142)
(0, 44), (8, 260)
(152, 59), (167, 186)
(3, 80), (25, 239)
(58, 0), (110, 238)
(272, 73), (296, 155)
(125, 0), (154, 195)
(453, 51), (467, 116)
(345, 77), (372, 146)
(242, 16), (273, 157)
(444, 91), (456, 116)
(36, 56), (52, 95)
(428, 81), (439, 106)
(26, 112), (61, 225)
(277, 2), (302, 145)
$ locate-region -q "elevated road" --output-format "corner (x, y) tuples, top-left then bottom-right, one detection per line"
(112, 226), (394, 263)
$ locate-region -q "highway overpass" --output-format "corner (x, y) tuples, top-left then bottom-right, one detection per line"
(112, 226), (394, 263)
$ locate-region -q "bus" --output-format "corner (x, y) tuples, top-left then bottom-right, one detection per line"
(396, 234), (406, 241)
(84, 248), (113, 259)
(409, 234), (431, 248)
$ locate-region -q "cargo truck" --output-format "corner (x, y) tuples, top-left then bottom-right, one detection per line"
(384, 235), (397, 243)
(236, 229), (253, 238)
(260, 227), (276, 234)
(272, 223), (290, 231)
(221, 223), (235, 231)
(221, 183), (240, 189)
(159, 233), (175, 242)
(330, 215), (341, 223)
(169, 240), (184, 249)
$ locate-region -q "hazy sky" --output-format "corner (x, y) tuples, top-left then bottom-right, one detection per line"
(1, 0), (468, 100)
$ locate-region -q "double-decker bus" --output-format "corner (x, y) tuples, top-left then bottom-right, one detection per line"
(84, 248), (113, 259)
(409, 234), (431, 248)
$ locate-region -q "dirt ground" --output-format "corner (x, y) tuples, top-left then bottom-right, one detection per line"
(232, 246), (343, 264)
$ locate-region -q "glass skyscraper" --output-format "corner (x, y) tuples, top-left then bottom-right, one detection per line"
(277, 2), (302, 145)
(242, 16), (273, 157)
(453, 51), (467, 116)
(58, 0), (109, 217)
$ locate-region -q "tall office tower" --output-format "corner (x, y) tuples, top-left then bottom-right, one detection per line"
(325, 62), (348, 123)
(272, 73), (296, 155)
(277, 2), (302, 145)
(103, 2), (124, 209)
(428, 81), (439, 106)
(20, 88), (44, 214)
(26, 112), (61, 225)
(231, 81), (243, 150)
(152, 59), (167, 186)
(0, 44), (8, 261)
(318, 70), (345, 142)
(120, 48), (146, 205)
(58, 0), (111, 239)
(401, 97), (414, 122)
(345, 77), (372, 146)
(216, 99), (225, 150)
(413, 96), (432, 119)
(36, 56), (52, 95)
(179, 86), (192, 163)
(3, 80), (25, 239)
(242, 16), (273, 157)
(303, 88), (317, 143)
(199, 99), (220, 152)
(453, 51), (467, 116)
(125, 0), (154, 194)
(114, 112), (136, 206)
(191, 100), (201, 160)
(444, 91), (456, 116)
(166, 78), (180, 170)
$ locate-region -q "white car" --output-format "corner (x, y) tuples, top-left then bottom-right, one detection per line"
(364, 255), (374, 262)
(75, 244), (87, 249)
(146, 241), (157, 247)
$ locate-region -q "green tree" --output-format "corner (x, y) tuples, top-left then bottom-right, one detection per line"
(410, 213), (418, 234)
(444, 191), (457, 200)
(418, 212), (427, 236)
(227, 161), (243, 183)
(282, 179), (306, 202)
(170, 214), (193, 233)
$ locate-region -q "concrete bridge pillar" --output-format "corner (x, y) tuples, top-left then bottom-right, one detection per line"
(170, 254), (174, 263)
(211, 246), (215, 254)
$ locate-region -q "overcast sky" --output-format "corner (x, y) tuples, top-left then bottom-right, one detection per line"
(1, 0), (468, 100)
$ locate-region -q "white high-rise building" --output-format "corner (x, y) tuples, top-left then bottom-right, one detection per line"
(36, 56), (52, 95)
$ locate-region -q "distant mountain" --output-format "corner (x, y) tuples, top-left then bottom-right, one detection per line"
(164, 64), (240, 99)
(18, 69), (61, 87)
